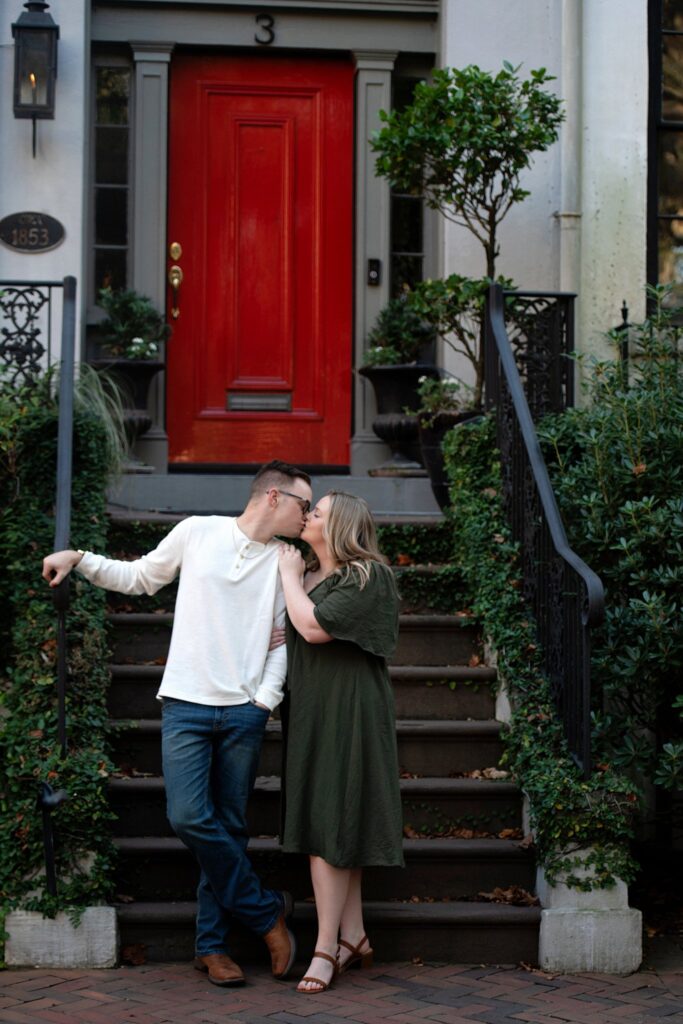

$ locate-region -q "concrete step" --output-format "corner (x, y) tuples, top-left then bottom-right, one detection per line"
(113, 835), (535, 903)
(115, 899), (540, 964)
(105, 564), (470, 617)
(107, 612), (480, 668)
(107, 664), (497, 720)
(108, 475), (443, 517)
(111, 718), (504, 777)
(108, 775), (522, 838)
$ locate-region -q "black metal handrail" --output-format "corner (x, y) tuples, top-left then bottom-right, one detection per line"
(485, 283), (604, 777)
(1, 276), (76, 894)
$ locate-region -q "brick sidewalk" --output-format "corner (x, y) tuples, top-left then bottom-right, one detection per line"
(1, 960), (682, 1024)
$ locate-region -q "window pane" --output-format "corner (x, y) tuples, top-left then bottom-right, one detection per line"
(663, 0), (683, 30)
(391, 254), (423, 297)
(95, 188), (128, 245)
(659, 132), (683, 213)
(96, 68), (130, 125)
(95, 126), (128, 185)
(95, 249), (127, 293)
(392, 195), (423, 254)
(663, 35), (683, 120)
(658, 218), (683, 305)
(393, 77), (423, 113)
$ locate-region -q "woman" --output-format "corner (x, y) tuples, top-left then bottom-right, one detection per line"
(278, 491), (404, 994)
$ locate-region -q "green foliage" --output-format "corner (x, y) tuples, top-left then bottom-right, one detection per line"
(372, 63), (564, 278)
(443, 416), (638, 888)
(98, 287), (171, 360)
(414, 374), (473, 426)
(362, 294), (436, 366)
(407, 275), (511, 408)
(0, 373), (118, 915)
(376, 520), (454, 565)
(538, 287), (683, 796)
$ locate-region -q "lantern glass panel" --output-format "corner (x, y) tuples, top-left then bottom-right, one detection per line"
(17, 31), (51, 108)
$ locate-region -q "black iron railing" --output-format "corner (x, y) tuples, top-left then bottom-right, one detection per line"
(484, 284), (604, 777)
(0, 277), (76, 893)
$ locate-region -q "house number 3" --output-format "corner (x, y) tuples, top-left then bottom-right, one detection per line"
(255, 13), (275, 45)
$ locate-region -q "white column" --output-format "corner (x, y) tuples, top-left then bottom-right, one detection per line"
(578, 0), (648, 371)
(130, 42), (173, 469)
(351, 50), (398, 475)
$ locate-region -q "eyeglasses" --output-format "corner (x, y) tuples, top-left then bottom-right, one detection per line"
(275, 488), (311, 515)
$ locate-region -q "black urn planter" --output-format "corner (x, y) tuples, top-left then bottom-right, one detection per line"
(418, 409), (482, 509)
(92, 358), (164, 447)
(358, 363), (440, 474)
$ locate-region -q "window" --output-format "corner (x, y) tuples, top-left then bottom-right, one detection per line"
(390, 77), (426, 296)
(92, 65), (132, 303)
(650, 0), (683, 303)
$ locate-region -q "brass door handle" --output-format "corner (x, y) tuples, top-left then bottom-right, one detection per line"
(168, 265), (183, 320)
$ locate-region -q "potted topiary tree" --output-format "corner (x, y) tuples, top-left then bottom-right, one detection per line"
(372, 62), (564, 497)
(92, 287), (171, 447)
(358, 293), (439, 472)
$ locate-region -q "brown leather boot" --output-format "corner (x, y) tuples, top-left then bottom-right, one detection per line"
(263, 915), (297, 978)
(193, 953), (245, 987)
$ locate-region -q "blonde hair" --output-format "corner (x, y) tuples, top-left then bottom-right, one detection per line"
(322, 491), (386, 589)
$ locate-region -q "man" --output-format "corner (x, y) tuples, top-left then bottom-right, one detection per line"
(42, 460), (313, 987)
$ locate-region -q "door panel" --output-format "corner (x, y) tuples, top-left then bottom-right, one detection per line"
(167, 55), (353, 466)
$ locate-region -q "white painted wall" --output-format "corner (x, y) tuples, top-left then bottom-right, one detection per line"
(0, 0), (89, 359)
(579, 0), (648, 363)
(439, 0), (648, 380)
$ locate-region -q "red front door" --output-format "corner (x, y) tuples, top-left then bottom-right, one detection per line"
(167, 54), (354, 467)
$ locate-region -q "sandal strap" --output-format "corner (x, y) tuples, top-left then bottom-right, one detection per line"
(311, 950), (338, 966)
(301, 975), (328, 987)
(339, 935), (369, 956)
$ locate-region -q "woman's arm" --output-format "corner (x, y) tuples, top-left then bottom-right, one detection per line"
(278, 545), (333, 644)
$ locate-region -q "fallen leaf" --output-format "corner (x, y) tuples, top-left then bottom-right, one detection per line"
(477, 886), (539, 906)
(121, 944), (146, 966)
(395, 553), (415, 566)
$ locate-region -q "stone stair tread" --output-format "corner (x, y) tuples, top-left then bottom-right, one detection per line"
(107, 611), (475, 628)
(109, 662), (496, 681)
(114, 899), (540, 927)
(110, 717), (501, 737)
(114, 835), (530, 858)
(109, 774), (518, 795)
(107, 509), (445, 526)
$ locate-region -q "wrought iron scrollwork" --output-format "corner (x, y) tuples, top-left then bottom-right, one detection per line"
(0, 284), (52, 385)
(503, 291), (575, 421)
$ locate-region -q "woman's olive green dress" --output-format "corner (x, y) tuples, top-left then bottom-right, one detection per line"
(281, 561), (404, 868)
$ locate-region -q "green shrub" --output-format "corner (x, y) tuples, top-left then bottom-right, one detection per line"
(538, 287), (683, 795)
(0, 371), (121, 915)
(444, 416), (638, 888)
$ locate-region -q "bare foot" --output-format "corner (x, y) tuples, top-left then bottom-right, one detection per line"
(296, 951), (337, 993)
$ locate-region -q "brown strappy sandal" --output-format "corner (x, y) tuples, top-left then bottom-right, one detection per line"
(297, 950), (338, 994)
(337, 934), (374, 973)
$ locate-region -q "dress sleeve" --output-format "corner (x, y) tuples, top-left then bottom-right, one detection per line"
(313, 562), (399, 658)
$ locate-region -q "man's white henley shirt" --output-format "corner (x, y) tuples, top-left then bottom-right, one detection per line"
(77, 515), (286, 710)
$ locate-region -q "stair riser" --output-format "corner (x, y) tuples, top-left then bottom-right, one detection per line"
(108, 679), (495, 721)
(114, 850), (535, 902)
(109, 788), (521, 838)
(109, 623), (480, 668)
(111, 731), (504, 777)
(117, 917), (539, 965)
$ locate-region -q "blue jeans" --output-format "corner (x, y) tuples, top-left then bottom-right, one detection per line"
(161, 698), (282, 956)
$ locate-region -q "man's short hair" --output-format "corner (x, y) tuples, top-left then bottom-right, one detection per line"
(249, 460), (311, 500)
